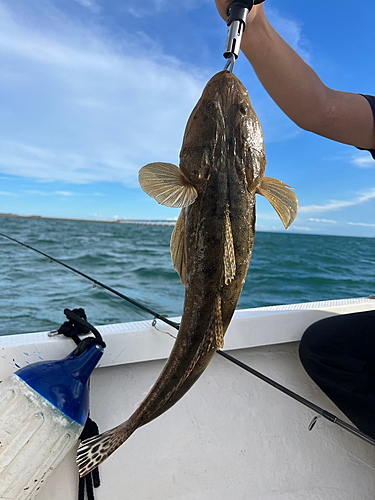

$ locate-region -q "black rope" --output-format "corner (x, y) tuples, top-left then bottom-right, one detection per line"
(54, 307), (104, 500)
(57, 308), (91, 346)
(56, 308), (106, 354)
(78, 418), (101, 500)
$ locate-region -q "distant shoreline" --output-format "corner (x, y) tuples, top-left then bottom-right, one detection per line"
(1, 213), (373, 238)
(0, 213), (176, 226)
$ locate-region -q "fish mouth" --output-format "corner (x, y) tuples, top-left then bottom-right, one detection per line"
(205, 70), (247, 103)
(206, 69), (245, 88)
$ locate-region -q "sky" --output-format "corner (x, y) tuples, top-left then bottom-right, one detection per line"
(0, 0), (374, 237)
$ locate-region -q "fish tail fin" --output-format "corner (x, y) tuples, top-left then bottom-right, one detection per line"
(76, 422), (133, 478)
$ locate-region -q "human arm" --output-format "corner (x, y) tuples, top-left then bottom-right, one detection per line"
(215, 2), (375, 151)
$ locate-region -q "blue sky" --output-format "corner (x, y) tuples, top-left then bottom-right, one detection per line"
(0, 0), (374, 237)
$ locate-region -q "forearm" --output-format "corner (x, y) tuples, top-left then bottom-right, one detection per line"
(240, 11), (375, 149)
(241, 14), (327, 131)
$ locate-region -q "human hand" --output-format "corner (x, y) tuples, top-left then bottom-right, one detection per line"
(215, 0), (265, 27)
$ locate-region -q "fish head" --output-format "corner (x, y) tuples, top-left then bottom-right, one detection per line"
(180, 70), (266, 190)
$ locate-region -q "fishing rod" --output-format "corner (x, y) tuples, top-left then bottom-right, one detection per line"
(2, 231), (375, 448)
(217, 350), (375, 447)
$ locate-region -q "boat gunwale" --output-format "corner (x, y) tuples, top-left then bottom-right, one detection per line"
(1, 297), (374, 380)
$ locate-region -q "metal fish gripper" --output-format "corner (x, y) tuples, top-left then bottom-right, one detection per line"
(223, 0), (266, 73)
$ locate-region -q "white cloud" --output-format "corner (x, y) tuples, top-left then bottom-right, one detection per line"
(0, 191), (17, 197)
(72, 0), (100, 13)
(127, 7), (143, 19)
(300, 188), (375, 214)
(24, 189), (76, 196)
(348, 222), (375, 228)
(307, 218), (337, 224)
(351, 153), (375, 169)
(289, 226), (314, 232)
(0, 0), (316, 192)
(55, 191), (74, 196)
(257, 213), (279, 221)
(0, 2), (207, 186)
(24, 190), (49, 196)
(128, 0), (211, 17)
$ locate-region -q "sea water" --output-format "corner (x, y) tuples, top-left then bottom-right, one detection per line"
(1, 216), (374, 336)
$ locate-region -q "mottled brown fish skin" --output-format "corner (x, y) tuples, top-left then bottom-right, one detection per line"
(150, 71), (264, 414)
(181, 70), (264, 329)
(77, 71), (295, 477)
(132, 71), (263, 421)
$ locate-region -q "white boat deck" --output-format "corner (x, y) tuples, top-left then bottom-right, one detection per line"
(1, 297), (375, 499)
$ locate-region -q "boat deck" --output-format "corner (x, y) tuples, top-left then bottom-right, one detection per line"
(1, 297), (375, 499)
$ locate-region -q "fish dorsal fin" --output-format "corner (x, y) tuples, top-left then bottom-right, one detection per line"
(223, 207), (236, 285)
(139, 162), (198, 208)
(170, 208), (187, 286)
(257, 177), (298, 229)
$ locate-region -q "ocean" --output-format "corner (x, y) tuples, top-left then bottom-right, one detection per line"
(1, 216), (374, 336)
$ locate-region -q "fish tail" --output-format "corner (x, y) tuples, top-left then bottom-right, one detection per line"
(76, 421), (134, 478)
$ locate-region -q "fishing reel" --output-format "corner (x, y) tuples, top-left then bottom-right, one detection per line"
(224, 0), (266, 72)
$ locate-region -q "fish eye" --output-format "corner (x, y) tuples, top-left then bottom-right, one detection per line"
(239, 103), (249, 115)
(207, 101), (216, 112)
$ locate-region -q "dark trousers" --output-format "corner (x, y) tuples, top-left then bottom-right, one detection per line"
(299, 310), (375, 438)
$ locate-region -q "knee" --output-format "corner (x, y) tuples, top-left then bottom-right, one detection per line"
(300, 321), (321, 356)
(299, 317), (333, 373)
(299, 323), (317, 370)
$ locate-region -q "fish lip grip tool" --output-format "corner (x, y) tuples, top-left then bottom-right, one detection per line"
(224, 0), (266, 72)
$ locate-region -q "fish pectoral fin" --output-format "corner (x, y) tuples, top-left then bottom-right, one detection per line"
(170, 208), (187, 286)
(223, 207), (236, 285)
(257, 177), (298, 229)
(139, 162), (198, 208)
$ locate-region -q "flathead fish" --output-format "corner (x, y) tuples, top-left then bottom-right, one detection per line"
(76, 70), (298, 477)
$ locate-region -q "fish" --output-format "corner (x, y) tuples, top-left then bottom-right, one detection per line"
(76, 70), (298, 477)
